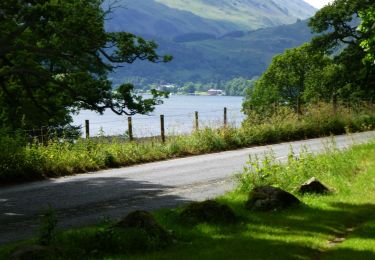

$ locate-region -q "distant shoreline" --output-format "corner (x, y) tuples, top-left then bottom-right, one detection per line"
(138, 92), (244, 97)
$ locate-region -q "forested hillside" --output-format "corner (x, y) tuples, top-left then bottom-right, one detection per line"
(105, 0), (317, 86)
(113, 20), (314, 85)
(106, 0), (316, 37)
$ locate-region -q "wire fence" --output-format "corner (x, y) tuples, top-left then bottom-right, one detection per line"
(1, 107), (245, 143)
(84, 107), (244, 140)
(4, 99), (375, 143)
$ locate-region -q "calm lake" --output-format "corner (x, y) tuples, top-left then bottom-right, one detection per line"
(73, 95), (245, 137)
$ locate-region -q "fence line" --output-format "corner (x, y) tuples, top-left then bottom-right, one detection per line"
(4, 100), (375, 142)
(0, 107), (242, 143)
(87, 108), (235, 125)
(83, 107), (240, 141)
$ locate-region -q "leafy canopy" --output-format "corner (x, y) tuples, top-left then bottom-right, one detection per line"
(243, 0), (375, 115)
(308, 0), (375, 98)
(243, 44), (330, 114)
(0, 0), (172, 130)
(358, 6), (375, 64)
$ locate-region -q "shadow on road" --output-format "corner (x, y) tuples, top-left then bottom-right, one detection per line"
(0, 176), (193, 244)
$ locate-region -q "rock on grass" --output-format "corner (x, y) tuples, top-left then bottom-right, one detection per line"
(11, 245), (53, 260)
(246, 186), (300, 211)
(298, 177), (330, 194)
(179, 200), (237, 225)
(114, 210), (172, 247)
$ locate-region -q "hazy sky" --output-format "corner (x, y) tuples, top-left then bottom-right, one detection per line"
(304, 0), (334, 8)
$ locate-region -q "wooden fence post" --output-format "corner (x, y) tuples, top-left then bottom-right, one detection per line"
(128, 116), (133, 141)
(224, 107), (227, 127)
(160, 115), (165, 143)
(85, 120), (90, 139)
(332, 93), (338, 115)
(40, 127), (44, 144)
(348, 98), (351, 116)
(195, 111), (199, 131)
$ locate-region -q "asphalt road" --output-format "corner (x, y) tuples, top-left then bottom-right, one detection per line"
(1, 131), (375, 244)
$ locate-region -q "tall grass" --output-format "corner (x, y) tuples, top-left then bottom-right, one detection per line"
(1, 103), (375, 183)
(2, 139), (375, 259)
(237, 143), (360, 193)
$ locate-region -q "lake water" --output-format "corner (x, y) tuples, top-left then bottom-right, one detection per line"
(72, 95), (245, 137)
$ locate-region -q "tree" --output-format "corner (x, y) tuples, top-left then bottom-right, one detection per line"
(243, 0), (375, 117)
(304, 62), (347, 112)
(224, 77), (254, 96)
(181, 83), (196, 94)
(243, 44), (328, 115)
(0, 0), (172, 131)
(308, 0), (375, 100)
(358, 7), (375, 64)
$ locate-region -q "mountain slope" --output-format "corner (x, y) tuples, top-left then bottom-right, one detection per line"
(113, 20), (314, 84)
(105, 0), (316, 85)
(106, 0), (242, 39)
(106, 0), (316, 38)
(155, 0), (316, 29)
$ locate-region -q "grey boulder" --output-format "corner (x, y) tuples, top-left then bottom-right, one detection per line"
(299, 177), (330, 194)
(246, 186), (300, 211)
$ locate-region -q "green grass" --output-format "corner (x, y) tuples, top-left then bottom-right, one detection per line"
(1, 103), (375, 183)
(1, 140), (375, 259)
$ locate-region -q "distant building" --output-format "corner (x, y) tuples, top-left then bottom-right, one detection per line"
(157, 84), (176, 91)
(207, 89), (224, 96)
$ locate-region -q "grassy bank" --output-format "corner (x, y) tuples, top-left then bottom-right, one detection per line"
(1, 103), (375, 183)
(1, 139), (375, 259)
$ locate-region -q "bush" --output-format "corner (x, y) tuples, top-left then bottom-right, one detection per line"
(1, 102), (375, 183)
(0, 133), (44, 182)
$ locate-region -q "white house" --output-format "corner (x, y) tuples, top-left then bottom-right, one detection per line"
(207, 89), (224, 96)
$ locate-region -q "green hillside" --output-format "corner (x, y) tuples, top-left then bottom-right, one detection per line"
(114, 20), (314, 84)
(106, 0), (242, 38)
(106, 0), (316, 85)
(107, 0), (316, 38)
(156, 0), (316, 29)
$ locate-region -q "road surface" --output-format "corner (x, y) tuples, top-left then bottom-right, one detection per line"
(1, 131), (375, 244)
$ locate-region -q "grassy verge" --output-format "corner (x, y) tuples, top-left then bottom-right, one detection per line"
(1, 102), (375, 183)
(1, 140), (375, 259)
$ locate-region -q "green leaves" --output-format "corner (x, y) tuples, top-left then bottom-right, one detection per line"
(358, 8), (375, 64)
(109, 83), (169, 116)
(307, 0), (375, 98)
(245, 0), (375, 116)
(244, 43), (330, 115)
(0, 0), (171, 131)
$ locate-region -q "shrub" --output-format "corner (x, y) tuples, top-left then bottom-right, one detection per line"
(1, 102), (375, 183)
(0, 133), (44, 182)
